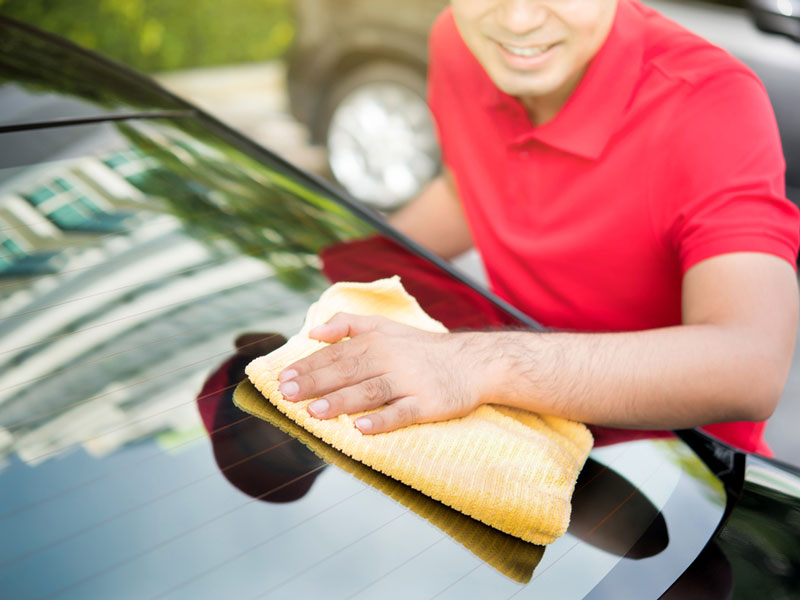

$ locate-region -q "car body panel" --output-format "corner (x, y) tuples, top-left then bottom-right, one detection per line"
(715, 455), (800, 597)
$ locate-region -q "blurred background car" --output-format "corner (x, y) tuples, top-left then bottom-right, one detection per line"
(287, 0), (800, 211)
(287, 0), (446, 211)
(2, 15), (800, 599)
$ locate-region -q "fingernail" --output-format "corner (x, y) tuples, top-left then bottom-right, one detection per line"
(279, 381), (299, 399)
(308, 399), (329, 417)
(355, 417), (372, 433)
(279, 369), (297, 382)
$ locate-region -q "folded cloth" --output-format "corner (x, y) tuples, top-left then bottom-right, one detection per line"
(244, 276), (593, 545)
(234, 379), (544, 582)
(319, 235), (520, 329)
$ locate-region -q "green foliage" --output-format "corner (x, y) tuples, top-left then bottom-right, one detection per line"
(114, 119), (374, 291)
(0, 0), (294, 72)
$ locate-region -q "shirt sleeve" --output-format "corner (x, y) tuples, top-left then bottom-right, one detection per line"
(662, 70), (800, 272)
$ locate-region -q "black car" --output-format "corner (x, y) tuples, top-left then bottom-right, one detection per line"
(1, 16), (799, 600)
(287, 0), (800, 210)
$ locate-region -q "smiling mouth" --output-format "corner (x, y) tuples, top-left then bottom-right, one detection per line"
(499, 42), (556, 58)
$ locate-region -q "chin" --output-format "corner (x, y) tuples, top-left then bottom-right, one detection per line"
(494, 75), (562, 103)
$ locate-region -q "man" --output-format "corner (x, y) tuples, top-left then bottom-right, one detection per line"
(278, 0), (800, 454)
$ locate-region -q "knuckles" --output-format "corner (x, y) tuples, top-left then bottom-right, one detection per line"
(392, 402), (421, 428)
(296, 371), (319, 396)
(324, 341), (347, 362)
(361, 376), (393, 404)
(332, 355), (364, 381)
(292, 317), (456, 431)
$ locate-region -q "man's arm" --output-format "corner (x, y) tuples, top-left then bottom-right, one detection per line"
(388, 169), (473, 260)
(477, 252), (798, 428)
(277, 252), (798, 434)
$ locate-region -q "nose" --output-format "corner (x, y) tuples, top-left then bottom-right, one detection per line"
(495, 0), (549, 37)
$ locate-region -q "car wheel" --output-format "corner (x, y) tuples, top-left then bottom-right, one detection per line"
(321, 61), (441, 211)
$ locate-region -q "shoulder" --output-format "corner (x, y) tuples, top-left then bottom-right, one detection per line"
(626, 1), (777, 163)
(633, 0), (763, 95)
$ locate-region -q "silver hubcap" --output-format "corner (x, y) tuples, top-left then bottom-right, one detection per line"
(327, 81), (440, 211)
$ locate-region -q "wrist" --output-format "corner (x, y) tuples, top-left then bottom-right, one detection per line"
(475, 330), (551, 409)
(458, 331), (526, 406)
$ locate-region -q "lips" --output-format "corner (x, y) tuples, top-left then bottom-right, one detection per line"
(495, 40), (560, 69)
(499, 42), (554, 58)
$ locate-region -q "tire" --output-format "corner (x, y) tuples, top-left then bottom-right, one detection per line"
(319, 60), (441, 211)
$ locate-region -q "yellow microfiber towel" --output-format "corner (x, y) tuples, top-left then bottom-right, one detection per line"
(244, 276), (593, 545)
(234, 379), (545, 583)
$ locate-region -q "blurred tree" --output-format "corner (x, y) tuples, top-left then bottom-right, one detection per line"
(0, 0), (294, 72)
(113, 119), (373, 291)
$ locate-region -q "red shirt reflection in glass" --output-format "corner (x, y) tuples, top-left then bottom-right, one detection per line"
(320, 234), (518, 331)
(196, 334), (325, 502)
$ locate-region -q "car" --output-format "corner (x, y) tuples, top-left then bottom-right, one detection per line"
(286, 0), (447, 211)
(287, 0), (800, 210)
(1, 15), (799, 600)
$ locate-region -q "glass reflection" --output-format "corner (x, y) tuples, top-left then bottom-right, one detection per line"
(197, 332), (328, 503)
(569, 458), (668, 560)
(0, 115), (376, 470)
(200, 341), (545, 583)
(199, 336), (685, 587)
(231, 377), (545, 584)
(0, 19), (185, 128)
(113, 119), (374, 292)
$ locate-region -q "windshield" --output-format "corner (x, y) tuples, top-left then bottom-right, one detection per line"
(0, 115), (727, 599)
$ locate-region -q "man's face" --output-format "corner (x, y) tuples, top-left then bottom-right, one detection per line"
(450, 0), (618, 112)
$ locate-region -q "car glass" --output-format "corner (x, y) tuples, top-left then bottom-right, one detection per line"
(0, 117), (727, 599)
(0, 19), (188, 129)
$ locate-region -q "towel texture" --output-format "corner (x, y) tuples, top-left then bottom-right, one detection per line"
(244, 277), (593, 545)
(234, 380), (544, 582)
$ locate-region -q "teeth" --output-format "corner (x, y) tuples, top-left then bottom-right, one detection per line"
(501, 43), (548, 57)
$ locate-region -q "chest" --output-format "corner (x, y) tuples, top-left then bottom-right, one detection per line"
(442, 114), (684, 330)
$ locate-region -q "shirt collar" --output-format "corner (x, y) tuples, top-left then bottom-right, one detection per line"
(479, 0), (645, 160)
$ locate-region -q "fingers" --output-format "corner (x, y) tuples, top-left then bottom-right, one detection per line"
(273, 313), (440, 435)
(279, 333), (360, 386)
(306, 375), (397, 419)
(355, 397), (422, 434)
(308, 312), (381, 343)
(279, 350), (380, 402)
(279, 313), (400, 396)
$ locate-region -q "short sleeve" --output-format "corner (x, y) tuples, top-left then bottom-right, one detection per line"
(662, 71), (800, 272)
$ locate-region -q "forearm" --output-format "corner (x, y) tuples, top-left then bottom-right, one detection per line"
(478, 324), (792, 429)
(388, 170), (473, 259)
(281, 254), (797, 435)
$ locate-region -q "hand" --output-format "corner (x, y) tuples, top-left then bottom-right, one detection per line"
(277, 313), (489, 434)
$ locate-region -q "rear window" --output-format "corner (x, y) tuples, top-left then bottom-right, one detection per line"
(0, 116), (726, 599)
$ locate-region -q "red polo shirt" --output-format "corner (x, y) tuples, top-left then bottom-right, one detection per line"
(427, 0), (800, 454)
